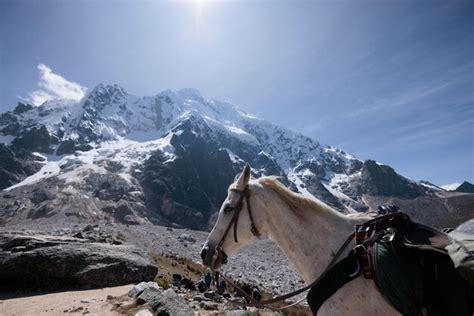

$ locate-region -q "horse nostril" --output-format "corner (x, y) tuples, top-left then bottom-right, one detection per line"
(200, 247), (208, 261)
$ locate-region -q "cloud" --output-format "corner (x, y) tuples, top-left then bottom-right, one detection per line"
(27, 64), (87, 106)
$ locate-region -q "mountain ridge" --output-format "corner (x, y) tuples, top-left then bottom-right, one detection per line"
(0, 84), (472, 229)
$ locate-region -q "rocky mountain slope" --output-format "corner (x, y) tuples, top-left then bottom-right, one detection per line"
(455, 181), (474, 193)
(0, 85), (472, 229)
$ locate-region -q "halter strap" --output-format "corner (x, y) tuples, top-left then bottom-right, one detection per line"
(215, 185), (260, 266)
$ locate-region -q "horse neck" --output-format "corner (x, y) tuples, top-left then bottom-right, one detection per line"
(255, 188), (360, 283)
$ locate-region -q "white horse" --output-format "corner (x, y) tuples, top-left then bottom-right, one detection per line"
(201, 164), (400, 315)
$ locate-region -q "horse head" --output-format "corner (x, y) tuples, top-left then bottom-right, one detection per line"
(200, 163), (262, 270)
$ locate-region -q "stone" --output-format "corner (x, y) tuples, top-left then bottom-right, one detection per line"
(200, 301), (219, 311)
(136, 286), (162, 305)
(128, 281), (160, 299)
(177, 234), (196, 243)
(223, 311), (249, 316)
(203, 291), (216, 300)
(134, 309), (153, 316)
(149, 289), (194, 316)
(0, 232), (158, 290)
(30, 188), (55, 205)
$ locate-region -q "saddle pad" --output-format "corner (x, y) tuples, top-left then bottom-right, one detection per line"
(373, 242), (423, 316)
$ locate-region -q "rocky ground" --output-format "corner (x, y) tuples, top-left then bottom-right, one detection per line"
(0, 222), (304, 297)
(0, 285), (134, 316)
(0, 222), (311, 315)
(2, 211), (471, 315)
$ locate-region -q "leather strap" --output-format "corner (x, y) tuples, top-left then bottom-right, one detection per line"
(307, 253), (362, 315)
(218, 231), (356, 309)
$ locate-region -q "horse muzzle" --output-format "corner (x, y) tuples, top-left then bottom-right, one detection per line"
(200, 241), (227, 270)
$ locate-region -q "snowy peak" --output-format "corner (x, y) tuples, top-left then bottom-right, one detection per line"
(82, 84), (129, 113)
(441, 183), (462, 191)
(0, 85), (447, 225)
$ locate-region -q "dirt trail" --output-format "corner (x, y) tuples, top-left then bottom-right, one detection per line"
(0, 285), (133, 316)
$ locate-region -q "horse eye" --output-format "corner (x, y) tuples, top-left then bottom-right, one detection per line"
(223, 205), (233, 213)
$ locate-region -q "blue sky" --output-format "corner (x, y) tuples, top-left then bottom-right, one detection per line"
(0, 0), (472, 185)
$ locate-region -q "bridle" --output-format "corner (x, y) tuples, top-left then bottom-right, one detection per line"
(214, 185), (260, 266)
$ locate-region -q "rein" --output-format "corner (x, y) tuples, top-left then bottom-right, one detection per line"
(217, 232), (356, 310)
(212, 189), (408, 311)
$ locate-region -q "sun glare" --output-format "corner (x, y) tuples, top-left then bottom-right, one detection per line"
(196, 0), (204, 17)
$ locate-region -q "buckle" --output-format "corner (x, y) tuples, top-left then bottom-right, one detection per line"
(348, 259), (361, 278)
(353, 244), (367, 255)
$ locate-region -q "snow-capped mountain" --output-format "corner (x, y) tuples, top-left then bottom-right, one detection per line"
(441, 183), (462, 191)
(0, 85), (472, 229)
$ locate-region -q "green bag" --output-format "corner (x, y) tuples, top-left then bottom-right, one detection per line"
(446, 230), (474, 287)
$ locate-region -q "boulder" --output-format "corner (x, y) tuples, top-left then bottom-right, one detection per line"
(149, 288), (194, 316)
(128, 281), (161, 299)
(136, 286), (162, 305)
(0, 232), (157, 290)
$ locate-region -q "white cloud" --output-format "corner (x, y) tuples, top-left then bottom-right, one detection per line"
(27, 64), (87, 106)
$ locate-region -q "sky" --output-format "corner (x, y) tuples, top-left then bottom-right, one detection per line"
(0, 0), (473, 186)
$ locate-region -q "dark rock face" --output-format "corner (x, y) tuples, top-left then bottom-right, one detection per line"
(0, 144), (42, 190)
(349, 160), (426, 198)
(12, 102), (34, 115)
(11, 125), (57, 153)
(137, 128), (237, 229)
(137, 116), (291, 229)
(56, 139), (93, 155)
(455, 181), (474, 193)
(0, 232), (158, 290)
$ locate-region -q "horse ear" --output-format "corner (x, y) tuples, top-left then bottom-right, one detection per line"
(236, 163), (251, 186)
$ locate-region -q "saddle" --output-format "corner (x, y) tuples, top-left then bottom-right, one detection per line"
(307, 207), (474, 315)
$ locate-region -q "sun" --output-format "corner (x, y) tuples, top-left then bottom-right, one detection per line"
(195, 0), (204, 15)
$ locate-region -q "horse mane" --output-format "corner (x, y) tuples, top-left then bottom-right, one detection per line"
(256, 176), (336, 217)
(256, 176), (376, 220)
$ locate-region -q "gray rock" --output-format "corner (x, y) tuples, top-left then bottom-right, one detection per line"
(30, 188), (55, 205)
(136, 286), (162, 305)
(149, 289), (194, 316)
(203, 291), (216, 300)
(224, 311), (252, 316)
(0, 232), (158, 290)
(128, 281), (161, 299)
(135, 310), (153, 316)
(177, 234), (196, 243)
(200, 301), (219, 311)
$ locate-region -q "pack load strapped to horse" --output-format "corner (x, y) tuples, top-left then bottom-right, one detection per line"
(200, 164), (474, 316)
(307, 206), (474, 315)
